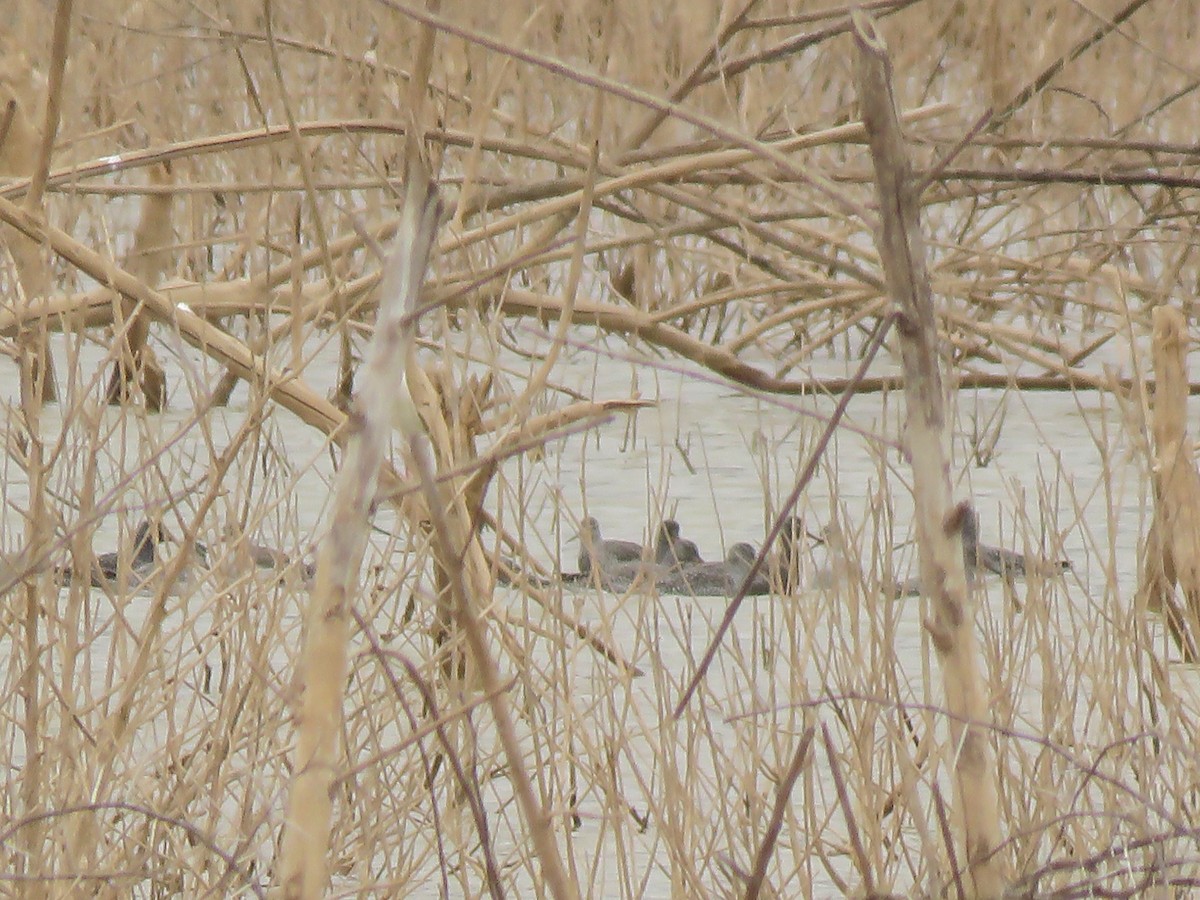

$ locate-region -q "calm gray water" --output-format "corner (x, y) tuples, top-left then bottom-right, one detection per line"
(0, 323), (1187, 897)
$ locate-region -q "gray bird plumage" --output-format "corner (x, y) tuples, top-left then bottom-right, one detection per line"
(655, 519), (703, 569)
(655, 542), (769, 597)
(577, 516), (643, 576)
(58, 520), (185, 592)
(889, 507), (1072, 597)
(962, 508), (1071, 579)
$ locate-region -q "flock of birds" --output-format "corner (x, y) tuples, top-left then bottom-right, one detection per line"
(54, 521), (310, 594)
(563, 509), (1072, 598)
(52, 505), (1071, 600)
(563, 516), (780, 596)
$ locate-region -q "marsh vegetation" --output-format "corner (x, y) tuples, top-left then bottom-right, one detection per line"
(1, 1), (1199, 896)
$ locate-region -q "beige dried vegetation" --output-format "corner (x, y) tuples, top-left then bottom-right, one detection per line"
(0, 1), (1198, 897)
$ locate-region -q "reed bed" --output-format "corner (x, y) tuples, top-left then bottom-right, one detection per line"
(1, 0), (1199, 896)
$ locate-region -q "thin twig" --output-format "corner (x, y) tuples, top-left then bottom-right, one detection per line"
(673, 313), (895, 718)
(743, 726), (815, 900)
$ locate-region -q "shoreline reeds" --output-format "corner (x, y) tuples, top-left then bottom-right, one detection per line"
(1, 1), (1198, 896)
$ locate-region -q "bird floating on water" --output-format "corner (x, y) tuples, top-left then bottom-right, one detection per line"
(656, 542), (769, 597)
(655, 519), (703, 569)
(57, 520), (199, 593)
(576, 516), (643, 575)
(962, 508), (1071, 579)
(886, 507), (1072, 597)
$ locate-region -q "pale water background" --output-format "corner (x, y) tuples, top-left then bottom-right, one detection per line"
(0, 320), (1191, 897)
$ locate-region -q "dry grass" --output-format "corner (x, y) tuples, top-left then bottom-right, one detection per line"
(1, 0), (1200, 896)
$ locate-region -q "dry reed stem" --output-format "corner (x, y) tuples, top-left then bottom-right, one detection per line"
(351, 612), (508, 900)
(853, 11), (1003, 896)
(24, 0), (72, 210)
(675, 313), (895, 716)
(407, 363), (490, 683)
(821, 721), (875, 895)
(14, 272), (1200, 395)
(473, 286), (814, 394)
(1, 46), (57, 406)
(1, 163), (638, 697)
(261, 0), (351, 411)
(383, 170), (577, 899)
(5, 2), (1200, 895)
(619, 0), (760, 149)
(743, 725), (815, 900)
(989, 0), (1157, 128)
(0, 190), (351, 436)
(0, 51), (39, 180)
(459, 398), (648, 675)
(9, 4), (75, 872)
(106, 161), (173, 410)
(276, 173), (442, 897)
(1146, 305), (1200, 661)
(16, 261), (1200, 403)
(0, 119), (581, 201)
(70, 419), (248, 874)
(504, 71), (608, 435)
(376, 0), (866, 220)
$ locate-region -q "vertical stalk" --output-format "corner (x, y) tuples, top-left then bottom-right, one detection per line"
(15, 1), (73, 881)
(852, 10), (1004, 896)
(16, 335), (47, 887)
(276, 172), (442, 898)
(1147, 305), (1200, 659)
